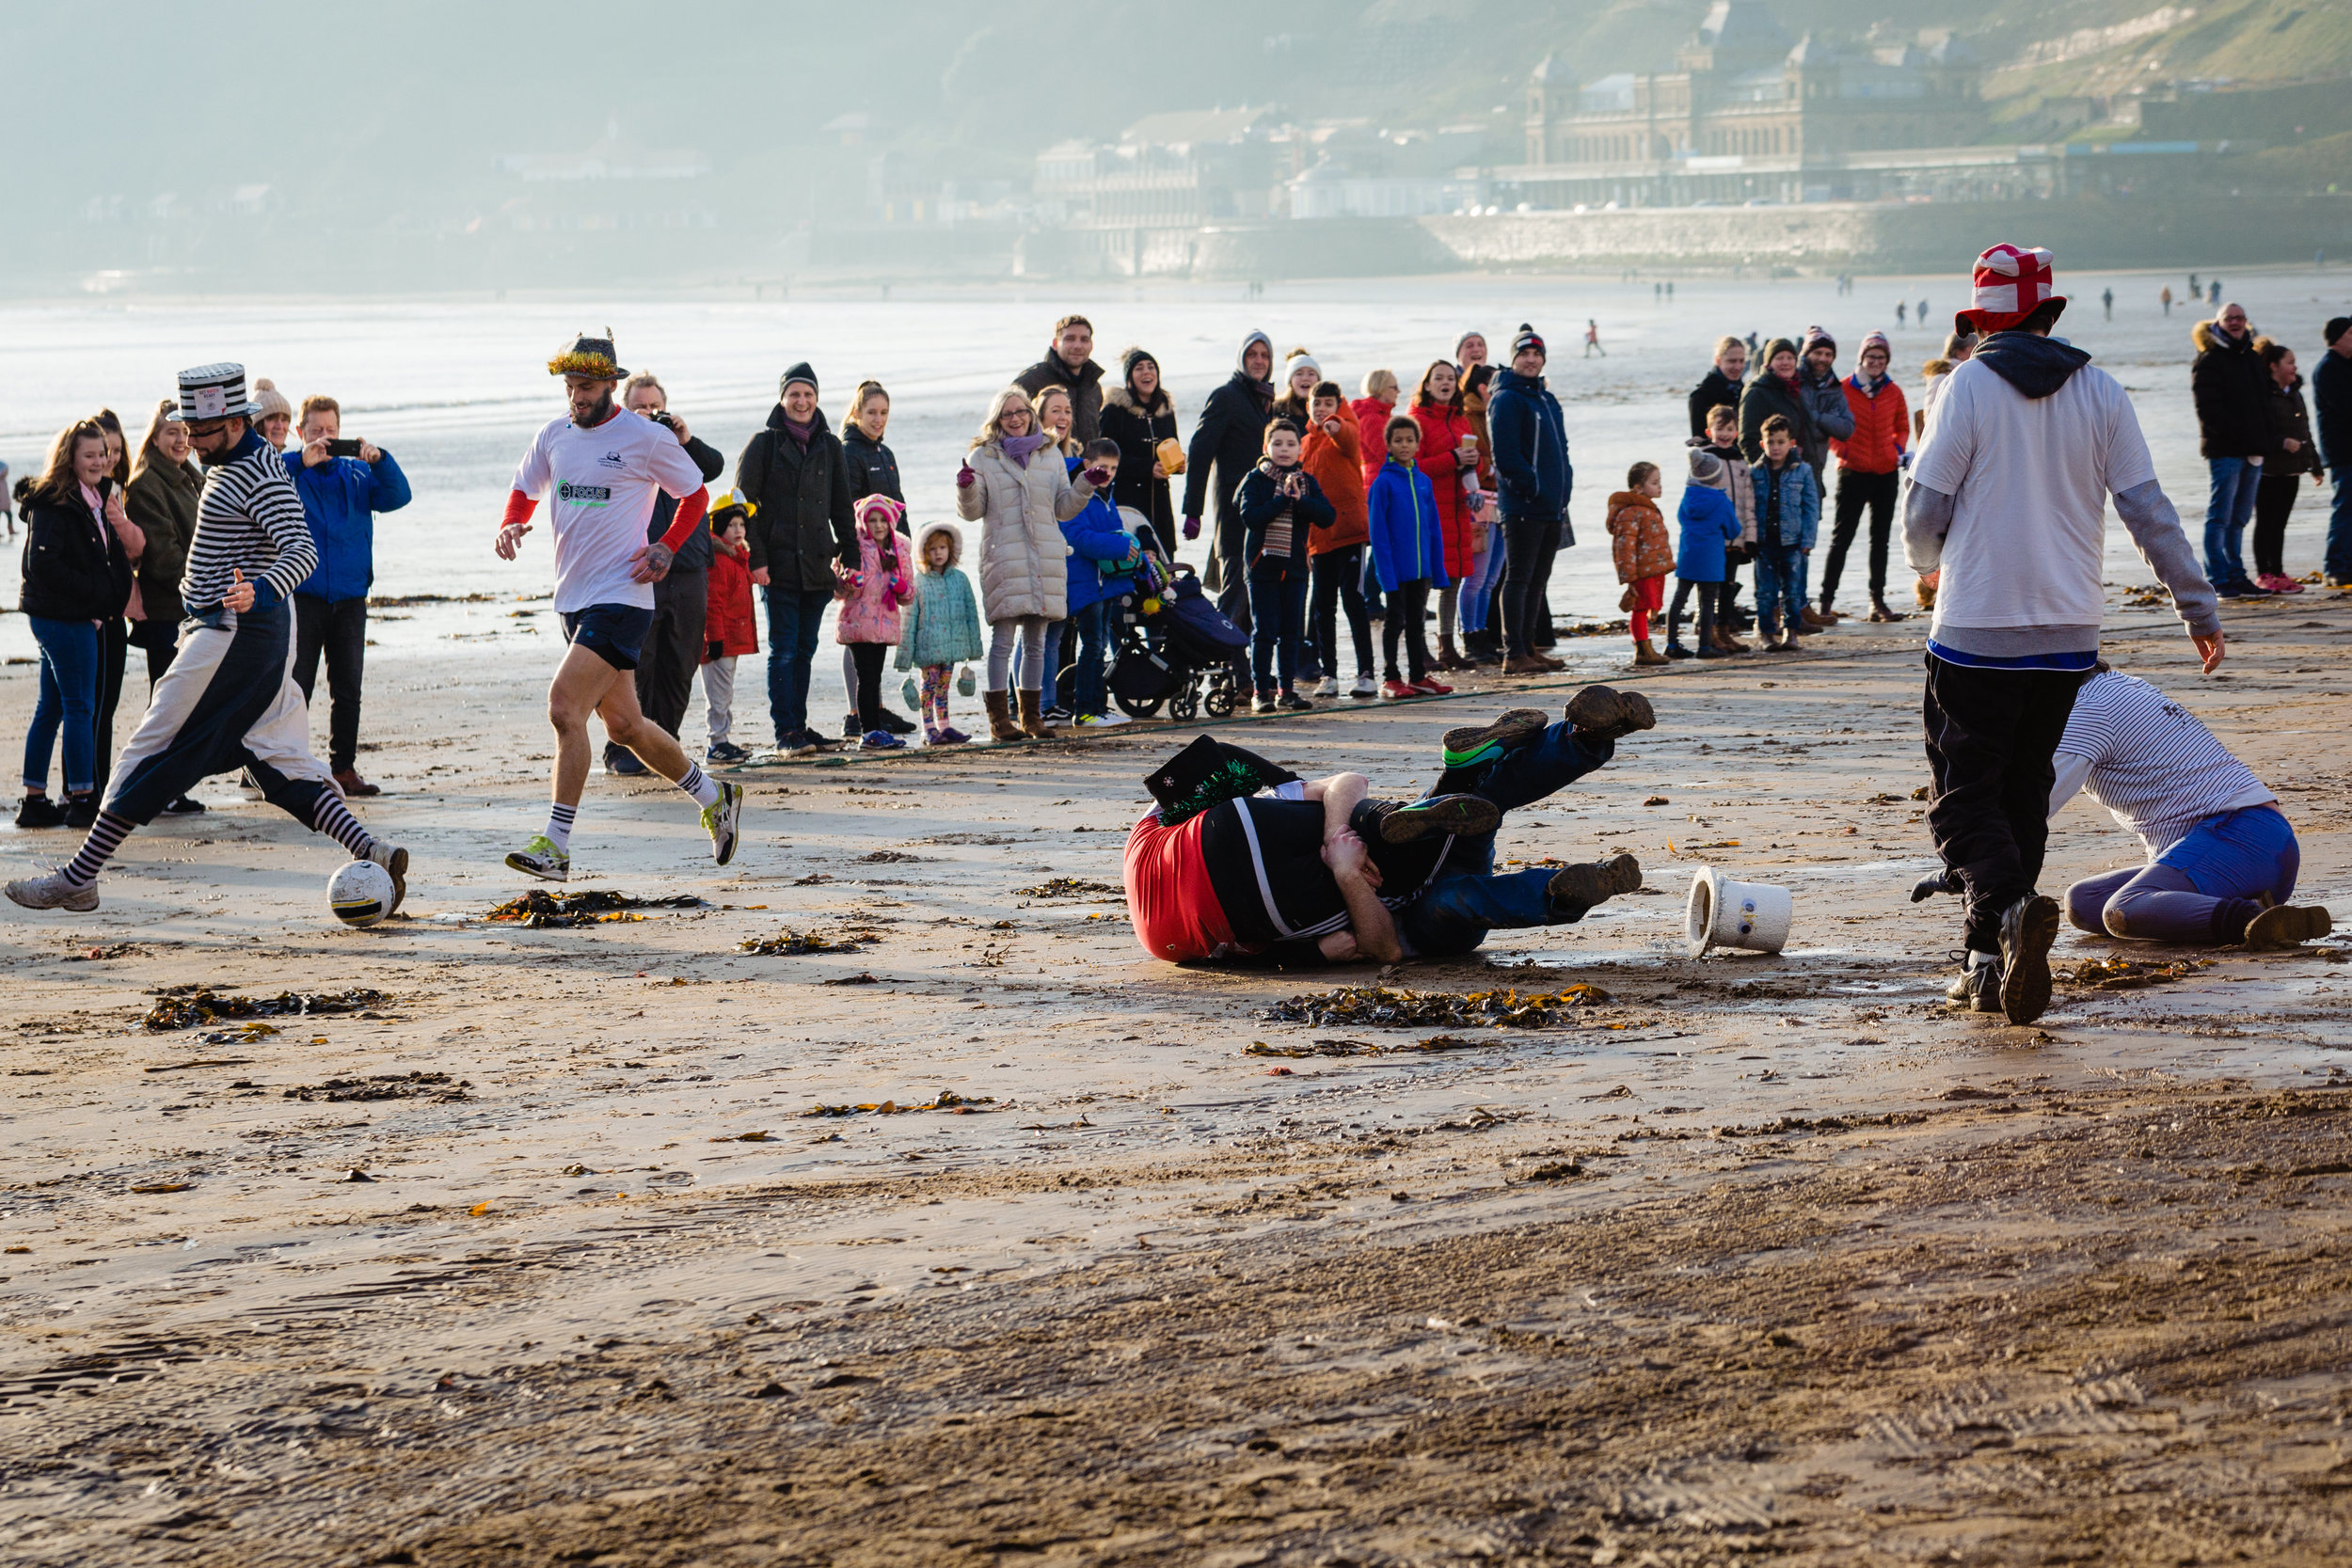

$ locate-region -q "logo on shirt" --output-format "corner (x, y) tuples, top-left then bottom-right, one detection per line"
(558, 482), (613, 502)
(598, 450), (627, 470)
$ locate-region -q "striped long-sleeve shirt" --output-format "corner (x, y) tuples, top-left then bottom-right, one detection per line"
(2050, 671), (2274, 853)
(180, 430), (317, 612)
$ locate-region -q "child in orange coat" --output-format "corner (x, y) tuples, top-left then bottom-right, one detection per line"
(1606, 461), (1675, 666)
(1301, 380), (1372, 697)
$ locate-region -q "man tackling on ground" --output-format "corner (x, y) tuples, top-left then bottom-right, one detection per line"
(8, 363), (408, 914)
(498, 333), (741, 882)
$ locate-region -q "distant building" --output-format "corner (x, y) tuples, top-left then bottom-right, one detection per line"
(1283, 126), (1487, 219)
(1029, 108), (1290, 275)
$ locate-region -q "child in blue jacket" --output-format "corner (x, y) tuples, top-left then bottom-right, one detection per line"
(1365, 416), (1452, 697)
(1749, 414), (1820, 651)
(1667, 449), (1744, 660)
(1059, 438), (1143, 725)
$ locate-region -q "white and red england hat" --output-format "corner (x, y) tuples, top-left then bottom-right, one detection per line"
(1956, 244), (2067, 336)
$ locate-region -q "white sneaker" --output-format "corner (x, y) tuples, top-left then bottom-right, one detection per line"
(505, 835), (570, 882)
(1313, 678), (1340, 699)
(1074, 711), (1132, 727)
(704, 780), (743, 866)
(237, 768), (264, 801)
(1349, 675), (1378, 700)
(365, 841), (409, 916)
(7, 869), (97, 912)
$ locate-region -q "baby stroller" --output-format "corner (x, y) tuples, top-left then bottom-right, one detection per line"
(1107, 519), (1243, 722)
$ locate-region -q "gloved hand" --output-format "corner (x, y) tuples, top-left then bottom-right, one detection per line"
(956, 463), (976, 489)
(1083, 465), (1112, 487)
(1910, 867), (1960, 903)
(1182, 515), (1200, 541)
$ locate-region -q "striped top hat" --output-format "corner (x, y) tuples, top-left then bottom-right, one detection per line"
(168, 362), (259, 423)
(548, 330), (627, 380)
(1957, 244), (2066, 336)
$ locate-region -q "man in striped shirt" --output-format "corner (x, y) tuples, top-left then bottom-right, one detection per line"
(7, 363), (407, 915)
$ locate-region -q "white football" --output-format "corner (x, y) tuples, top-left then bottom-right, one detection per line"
(327, 859), (395, 927)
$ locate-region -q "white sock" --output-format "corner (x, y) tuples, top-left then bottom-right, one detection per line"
(677, 763), (722, 810)
(545, 800), (576, 853)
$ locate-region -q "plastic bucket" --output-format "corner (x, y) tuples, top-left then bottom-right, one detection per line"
(1685, 866), (1794, 957)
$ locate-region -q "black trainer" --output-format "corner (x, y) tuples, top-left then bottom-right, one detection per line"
(1357, 794), (1502, 845)
(1996, 895), (2060, 1025)
(1547, 852), (1644, 911)
(1565, 685), (1656, 741)
(62, 795), (98, 829)
(160, 794), (207, 816)
(13, 794), (64, 830)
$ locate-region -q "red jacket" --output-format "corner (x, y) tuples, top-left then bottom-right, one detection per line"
(1409, 400), (1482, 580)
(705, 540), (759, 660)
(1351, 396), (1396, 491)
(1301, 416), (1368, 555)
(1832, 374), (1910, 476)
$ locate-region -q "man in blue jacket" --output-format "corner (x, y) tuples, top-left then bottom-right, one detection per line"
(1485, 325), (1573, 673)
(288, 394), (411, 796)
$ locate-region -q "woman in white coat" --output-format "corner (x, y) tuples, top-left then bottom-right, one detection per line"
(955, 386), (1097, 741)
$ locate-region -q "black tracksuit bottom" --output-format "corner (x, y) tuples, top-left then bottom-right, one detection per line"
(1922, 656), (2090, 952)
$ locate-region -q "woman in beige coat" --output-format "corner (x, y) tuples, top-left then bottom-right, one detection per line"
(955, 386), (1097, 740)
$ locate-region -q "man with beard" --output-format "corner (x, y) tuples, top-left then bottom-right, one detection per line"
(1012, 314), (1106, 446)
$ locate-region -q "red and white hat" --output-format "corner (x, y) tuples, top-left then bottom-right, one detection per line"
(1957, 244), (2066, 335)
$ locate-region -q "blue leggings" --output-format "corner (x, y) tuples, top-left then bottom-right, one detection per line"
(24, 614), (101, 795)
(2065, 804), (2298, 944)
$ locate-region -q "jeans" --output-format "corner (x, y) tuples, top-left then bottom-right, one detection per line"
(1310, 546), (1373, 679)
(1823, 467), (1899, 603)
(1067, 600), (1110, 717)
(2328, 467), (2352, 582)
(1751, 542), (1804, 635)
(1499, 515), (1562, 654)
(293, 593), (368, 772)
(1923, 656), (2090, 952)
(1398, 721), (1618, 957)
(2202, 456), (2261, 587)
(24, 614), (100, 794)
(761, 585), (832, 742)
(1457, 525), (1502, 634)
(2064, 804), (2296, 944)
(1248, 556), (1309, 692)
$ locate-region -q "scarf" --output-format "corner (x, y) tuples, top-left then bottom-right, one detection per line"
(781, 414), (814, 449)
(1001, 432), (1051, 468)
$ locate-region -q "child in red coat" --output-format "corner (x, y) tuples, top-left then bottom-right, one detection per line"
(701, 495), (760, 763)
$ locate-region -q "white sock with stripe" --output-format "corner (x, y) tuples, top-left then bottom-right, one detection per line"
(545, 800), (576, 853)
(676, 763), (722, 810)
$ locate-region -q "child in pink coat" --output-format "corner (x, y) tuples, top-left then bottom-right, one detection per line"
(836, 494), (915, 750)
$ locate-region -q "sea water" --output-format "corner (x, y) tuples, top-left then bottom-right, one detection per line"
(2, 266), (2344, 670)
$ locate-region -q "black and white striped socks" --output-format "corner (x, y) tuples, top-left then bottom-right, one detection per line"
(60, 813), (135, 888)
(311, 793), (377, 859)
(545, 800), (577, 852)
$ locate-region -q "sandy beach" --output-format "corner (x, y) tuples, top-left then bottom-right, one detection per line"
(1, 576), (2347, 1566)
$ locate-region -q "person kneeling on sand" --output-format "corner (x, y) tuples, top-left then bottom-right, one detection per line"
(1121, 687), (1656, 965)
(1915, 665), (2332, 951)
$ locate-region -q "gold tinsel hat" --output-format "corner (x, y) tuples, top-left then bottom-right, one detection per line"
(548, 329), (626, 380)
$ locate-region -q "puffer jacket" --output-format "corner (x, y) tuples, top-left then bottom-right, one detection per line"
(834, 524), (913, 645)
(1798, 364), (1854, 474)
(1099, 384), (1178, 542)
(1605, 491), (1673, 583)
(2190, 320), (2271, 459)
(1350, 396), (1397, 490)
(1409, 399), (1483, 579)
(1676, 484), (1741, 583)
(1485, 367), (1571, 527)
(1832, 374), (1910, 476)
(20, 485), (133, 622)
(735, 404), (858, 592)
(1063, 458), (1140, 615)
(842, 424), (904, 514)
(957, 439), (1093, 622)
(1301, 414), (1367, 554)
(1365, 457), (1449, 592)
(2262, 374), (2323, 479)
(1738, 369), (1812, 465)
(290, 451), (412, 602)
(703, 538), (759, 660)
(124, 457), (201, 625)
(896, 522), (986, 671)
(1750, 455), (1820, 549)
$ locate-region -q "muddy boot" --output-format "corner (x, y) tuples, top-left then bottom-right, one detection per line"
(1018, 689), (1057, 740)
(1996, 894), (2060, 1026)
(984, 689), (1022, 743)
(2244, 904), (2334, 948)
(1713, 623), (1749, 655)
(1565, 684), (1655, 740)
(1435, 636), (1464, 672)
(1868, 596), (1907, 623)
(1502, 653), (1552, 675)
(1632, 637), (1667, 666)
(1547, 851), (1644, 913)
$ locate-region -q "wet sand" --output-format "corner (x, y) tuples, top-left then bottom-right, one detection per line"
(2, 589), (2349, 1566)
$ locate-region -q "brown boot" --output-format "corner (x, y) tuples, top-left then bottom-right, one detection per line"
(1633, 637), (1667, 666)
(1867, 597), (1907, 623)
(1435, 637), (1464, 672)
(1802, 604), (1834, 628)
(1018, 689), (1057, 739)
(984, 689), (1022, 743)
(1502, 652), (1552, 675)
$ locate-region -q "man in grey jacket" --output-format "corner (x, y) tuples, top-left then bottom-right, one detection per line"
(1904, 245), (2221, 1024)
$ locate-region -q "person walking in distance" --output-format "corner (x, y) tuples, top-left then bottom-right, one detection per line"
(2103, 287), (2114, 322)
(2312, 316), (2352, 588)
(734, 362), (857, 754)
(8, 365), (411, 914)
(1486, 325), (1572, 674)
(286, 393), (411, 797)
(1013, 315), (1105, 446)
(1583, 319), (1605, 357)
(1182, 331), (1277, 696)
(2161, 286), (2173, 318)
(2191, 301), (2274, 597)
(496, 334), (739, 883)
(1903, 245), (2220, 1023)
(598, 372), (726, 776)
(1820, 332), (1910, 623)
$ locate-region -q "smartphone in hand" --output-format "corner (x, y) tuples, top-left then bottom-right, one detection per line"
(328, 438), (363, 459)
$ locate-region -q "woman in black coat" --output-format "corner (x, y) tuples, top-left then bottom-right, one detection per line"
(17, 417), (134, 828)
(2252, 339), (2325, 592)
(1098, 347), (1179, 548)
(834, 379), (914, 736)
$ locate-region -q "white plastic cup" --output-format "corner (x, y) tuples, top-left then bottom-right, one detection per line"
(1685, 866), (1794, 957)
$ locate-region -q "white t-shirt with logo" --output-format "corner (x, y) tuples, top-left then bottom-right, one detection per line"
(512, 411), (707, 612)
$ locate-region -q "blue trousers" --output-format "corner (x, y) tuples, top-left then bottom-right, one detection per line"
(24, 615), (101, 795)
(1248, 557), (1309, 693)
(2202, 457), (2261, 588)
(1066, 601), (1110, 718)
(2328, 467), (2352, 583)
(1396, 721), (1618, 958)
(2065, 803), (2298, 944)
(1752, 542), (1804, 635)
(761, 585), (831, 742)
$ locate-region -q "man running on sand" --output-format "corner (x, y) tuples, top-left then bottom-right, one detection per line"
(8, 363), (408, 914)
(1123, 687), (1655, 964)
(497, 332), (741, 882)
(1903, 245), (2221, 1023)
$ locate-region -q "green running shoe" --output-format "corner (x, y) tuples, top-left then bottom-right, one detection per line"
(505, 835), (570, 883)
(1359, 793), (1502, 844)
(704, 781), (743, 866)
(1440, 708), (1549, 771)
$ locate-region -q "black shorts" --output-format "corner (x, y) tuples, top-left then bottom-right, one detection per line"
(563, 603), (657, 672)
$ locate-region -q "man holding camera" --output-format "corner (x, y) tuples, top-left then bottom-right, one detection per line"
(604, 372), (725, 777)
(289, 393), (410, 796)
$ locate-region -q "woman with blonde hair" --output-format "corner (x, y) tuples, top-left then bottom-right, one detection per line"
(955, 387), (1097, 741)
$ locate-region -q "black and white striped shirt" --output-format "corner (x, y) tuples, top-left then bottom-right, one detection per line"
(180, 431), (316, 611)
(2053, 671), (2274, 852)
